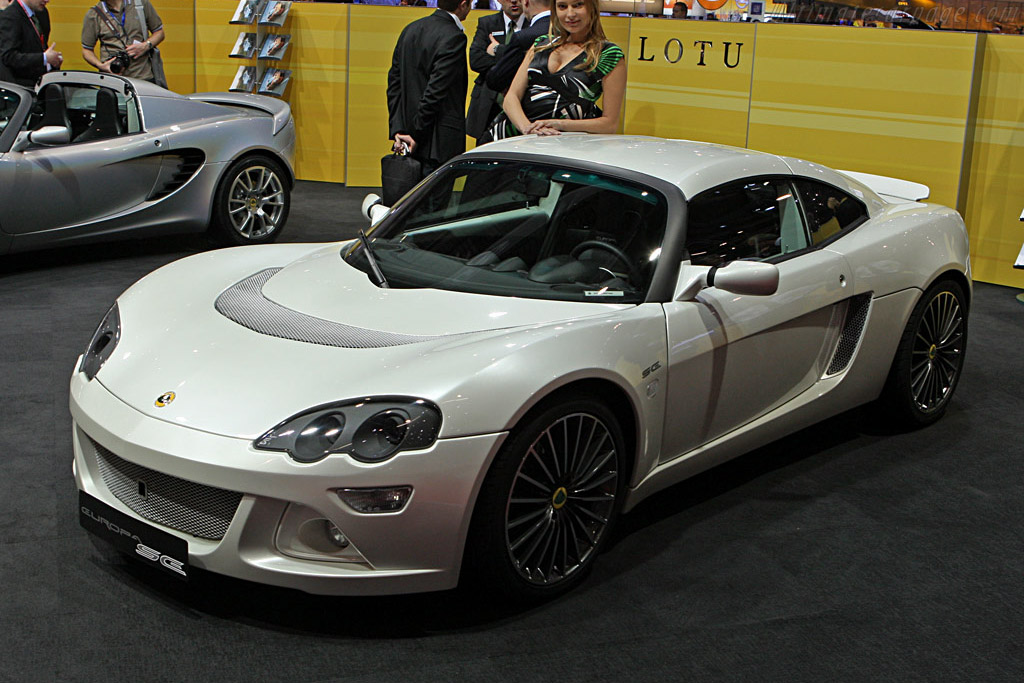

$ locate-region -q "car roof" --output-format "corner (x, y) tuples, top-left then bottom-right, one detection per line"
(466, 134), (795, 198)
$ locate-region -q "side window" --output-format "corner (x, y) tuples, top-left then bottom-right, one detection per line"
(793, 179), (867, 244)
(686, 178), (809, 267)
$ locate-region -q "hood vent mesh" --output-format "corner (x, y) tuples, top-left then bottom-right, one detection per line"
(215, 268), (450, 348)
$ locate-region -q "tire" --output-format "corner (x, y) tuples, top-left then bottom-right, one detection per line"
(463, 396), (627, 602)
(879, 278), (968, 428)
(210, 155), (290, 245)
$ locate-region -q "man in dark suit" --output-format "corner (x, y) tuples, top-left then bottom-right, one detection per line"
(0, 0), (62, 88)
(485, 0), (550, 94)
(387, 0), (472, 178)
(466, 0), (524, 142)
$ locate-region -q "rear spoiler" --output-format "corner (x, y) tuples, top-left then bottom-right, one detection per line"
(187, 92), (291, 136)
(838, 170), (930, 203)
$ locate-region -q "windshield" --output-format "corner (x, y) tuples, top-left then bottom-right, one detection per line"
(0, 87), (19, 135)
(344, 159), (669, 303)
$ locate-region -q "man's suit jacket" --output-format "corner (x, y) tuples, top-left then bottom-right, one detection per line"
(0, 2), (49, 87)
(466, 10), (508, 140)
(387, 10), (468, 172)
(485, 15), (550, 94)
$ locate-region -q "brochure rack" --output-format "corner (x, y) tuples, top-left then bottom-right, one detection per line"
(228, 0), (293, 97)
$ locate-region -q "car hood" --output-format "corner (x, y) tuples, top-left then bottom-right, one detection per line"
(94, 243), (628, 439)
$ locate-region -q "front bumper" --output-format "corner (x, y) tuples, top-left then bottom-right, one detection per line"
(70, 370), (505, 595)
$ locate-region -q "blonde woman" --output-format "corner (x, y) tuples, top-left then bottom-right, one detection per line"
(486, 0), (625, 140)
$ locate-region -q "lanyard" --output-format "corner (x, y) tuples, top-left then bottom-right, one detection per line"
(101, 1), (127, 30)
(17, 0), (45, 48)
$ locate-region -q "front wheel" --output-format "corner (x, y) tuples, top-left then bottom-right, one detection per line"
(210, 155), (290, 245)
(879, 279), (968, 428)
(463, 397), (626, 602)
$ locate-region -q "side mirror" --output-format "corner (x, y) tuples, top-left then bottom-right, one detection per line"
(361, 193), (390, 225)
(11, 125), (71, 152)
(361, 193), (382, 220)
(674, 260), (780, 301)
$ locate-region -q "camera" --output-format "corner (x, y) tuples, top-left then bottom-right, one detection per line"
(109, 51), (132, 75)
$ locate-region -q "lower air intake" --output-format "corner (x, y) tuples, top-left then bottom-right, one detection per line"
(826, 294), (871, 376)
(88, 435), (242, 540)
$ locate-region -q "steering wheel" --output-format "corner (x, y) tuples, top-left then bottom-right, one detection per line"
(569, 240), (641, 284)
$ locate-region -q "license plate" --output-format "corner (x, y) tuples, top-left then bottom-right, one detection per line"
(79, 490), (189, 581)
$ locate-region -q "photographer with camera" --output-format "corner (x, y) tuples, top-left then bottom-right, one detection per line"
(80, 0), (164, 85)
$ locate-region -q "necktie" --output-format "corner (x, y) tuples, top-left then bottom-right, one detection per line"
(506, 19), (515, 44)
(30, 13), (43, 38)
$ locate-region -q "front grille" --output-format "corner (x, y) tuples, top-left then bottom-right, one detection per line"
(825, 294), (871, 376)
(88, 436), (242, 540)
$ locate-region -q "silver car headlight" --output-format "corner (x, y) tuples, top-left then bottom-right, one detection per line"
(254, 398), (442, 464)
(80, 302), (120, 381)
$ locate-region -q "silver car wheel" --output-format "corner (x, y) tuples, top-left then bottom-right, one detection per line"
(504, 412), (619, 586)
(910, 290), (965, 412)
(226, 165), (286, 240)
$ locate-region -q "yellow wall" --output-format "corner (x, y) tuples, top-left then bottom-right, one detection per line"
(282, 3), (348, 183)
(962, 34), (1024, 288)
(747, 24), (977, 210)
(346, 7), (432, 187)
(40, 4), (1024, 287)
(624, 18), (754, 147)
(195, 1), (240, 95)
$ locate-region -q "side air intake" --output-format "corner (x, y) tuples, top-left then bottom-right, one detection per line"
(825, 294), (871, 376)
(148, 149), (206, 200)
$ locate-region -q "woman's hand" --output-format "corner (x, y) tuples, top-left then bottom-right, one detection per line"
(525, 119), (562, 136)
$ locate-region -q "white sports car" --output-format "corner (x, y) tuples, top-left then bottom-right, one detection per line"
(72, 135), (970, 599)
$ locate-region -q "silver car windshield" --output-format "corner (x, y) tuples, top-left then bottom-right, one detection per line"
(344, 160), (668, 304)
(0, 87), (19, 135)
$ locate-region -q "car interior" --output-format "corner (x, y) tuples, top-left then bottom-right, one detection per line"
(27, 83), (138, 145)
(364, 162), (668, 302)
(685, 179), (810, 266)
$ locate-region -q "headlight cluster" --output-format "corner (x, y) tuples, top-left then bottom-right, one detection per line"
(80, 302), (121, 381)
(254, 398), (442, 464)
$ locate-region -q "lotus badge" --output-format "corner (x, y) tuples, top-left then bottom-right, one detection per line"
(155, 391), (176, 408)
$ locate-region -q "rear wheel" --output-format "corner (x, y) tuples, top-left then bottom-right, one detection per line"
(463, 396), (626, 602)
(210, 155), (290, 245)
(879, 279), (968, 427)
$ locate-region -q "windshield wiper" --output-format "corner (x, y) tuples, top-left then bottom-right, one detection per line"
(358, 229), (389, 288)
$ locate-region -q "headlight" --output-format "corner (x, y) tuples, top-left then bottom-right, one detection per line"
(254, 398), (442, 464)
(80, 302), (120, 381)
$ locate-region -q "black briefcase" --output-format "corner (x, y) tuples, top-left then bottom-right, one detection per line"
(380, 151), (422, 206)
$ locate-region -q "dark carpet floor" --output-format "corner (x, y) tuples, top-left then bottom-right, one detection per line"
(1, 181), (1022, 682)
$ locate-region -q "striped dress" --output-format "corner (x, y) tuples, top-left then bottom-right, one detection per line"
(485, 38), (624, 142)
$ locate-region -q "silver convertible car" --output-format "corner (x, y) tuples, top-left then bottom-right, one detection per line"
(72, 135), (969, 600)
(0, 71), (295, 254)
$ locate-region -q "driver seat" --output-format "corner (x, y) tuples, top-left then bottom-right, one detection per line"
(74, 88), (123, 143)
(35, 84), (71, 131)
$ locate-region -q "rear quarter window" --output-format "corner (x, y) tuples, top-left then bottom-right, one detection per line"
(793, 179), (868, 244)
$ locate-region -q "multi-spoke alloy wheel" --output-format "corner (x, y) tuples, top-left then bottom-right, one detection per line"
(505, 412), (619, 585)
(881, 279), (968, 427)
(211, 156), (290, 245)
(464, 397), (626, 601)
(909, 289), (965, 412)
